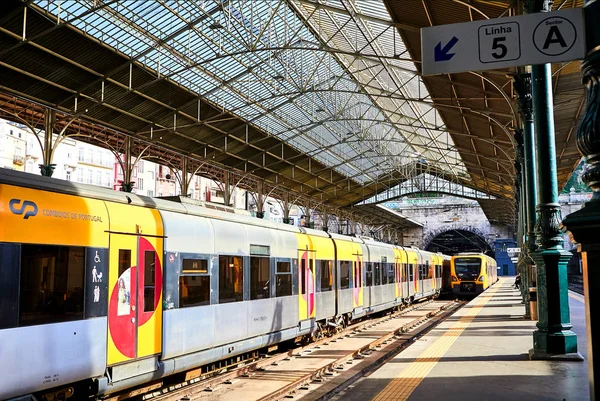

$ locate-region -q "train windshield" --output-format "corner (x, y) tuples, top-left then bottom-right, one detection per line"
(454, 258), (482, 277)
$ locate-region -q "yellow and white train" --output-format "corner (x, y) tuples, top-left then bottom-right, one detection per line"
(0, 168), (450, 400)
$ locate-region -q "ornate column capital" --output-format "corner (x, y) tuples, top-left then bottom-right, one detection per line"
(534, 203), (563, 249)
(512, 74), (533, 122)
(523, 0), (553, 13)
(578, 51), (600, 200)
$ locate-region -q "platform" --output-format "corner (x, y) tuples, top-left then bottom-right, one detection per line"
(333, 277), (588, 401)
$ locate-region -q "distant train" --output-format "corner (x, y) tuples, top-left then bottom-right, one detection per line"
(0, 168), (450, 400)
(447, 253), (498, 296)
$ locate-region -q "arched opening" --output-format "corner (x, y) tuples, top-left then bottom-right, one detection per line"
(424, 229), (495, 258)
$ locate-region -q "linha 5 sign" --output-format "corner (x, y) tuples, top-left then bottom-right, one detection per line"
(421, 8), (585, 76)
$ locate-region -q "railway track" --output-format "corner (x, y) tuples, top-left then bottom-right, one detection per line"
(568, 283), (583, 295)
(115, 299), (462, 401)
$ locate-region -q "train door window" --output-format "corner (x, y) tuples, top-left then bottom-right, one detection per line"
(218, 255), (244, 303)
(374, 263), (381, 286)
(403, 264), (408, 282)
(119, 249), (131, 276)
(144, 251), (156, 312)
(358, 261), (362, 287)
(353, 261), (358, 288)
(276, 260), (292, 297)
(366, 263), (373, 286)
(339, 261), (351, 289)
(409, 264), (414, 282)
(309, 259), (314, 289)
(19, 245), (85, 326)
(250, 256), (270, 300)
(319, 260), (333, 292)
(300, 258), (306, 294)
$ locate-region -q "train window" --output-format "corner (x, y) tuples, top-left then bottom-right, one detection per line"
(366, 263), (373, 286)
(278, 261), (291, 273)
(276, 261), (292, 297)
(340, 261), (351, 289)
(408, 264), (414, 281)
(19, 245), (85, 326)
(182, 259), (208, 274)
(387, 264), (395, 284)
(0, 244), (19, 329)
(381, 263), (388, 285)
(374, 263), (381, 286)
(144, 251), (156, 312)
(219, 255), (244, 303)
(319, 260), (333, 292)
(180, 276), (210, 307)
(250, 256), (270, 300)
(403, 264), (408, 282)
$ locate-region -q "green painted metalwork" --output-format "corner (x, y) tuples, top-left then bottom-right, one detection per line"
(514, 128), (529, 309)
(529, 62), (579, 358)
(513, 72), (537, 318)
(562, 1), (600, 397)
(523, 0), (580, 359)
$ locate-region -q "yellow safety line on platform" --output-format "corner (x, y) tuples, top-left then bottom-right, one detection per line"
(569, 291), (585, 303)
(371, 278), (506, 401)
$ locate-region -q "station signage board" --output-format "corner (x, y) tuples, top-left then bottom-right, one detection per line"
(421, 8), (585, 75)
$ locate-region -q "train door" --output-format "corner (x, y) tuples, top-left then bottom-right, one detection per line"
(352, 248), (364, 311)
(404, 262), (410, 298)
(418, 252), (424, 296)
(107, 233), (163, 366)
(298, 248), (316, 321)
(394, 255), (401, 300)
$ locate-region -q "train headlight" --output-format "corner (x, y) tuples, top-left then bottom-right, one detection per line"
(451, 276), (458, 282)
(478, 276), (484, 282)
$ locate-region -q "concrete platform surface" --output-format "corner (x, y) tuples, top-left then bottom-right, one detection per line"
(333, 277), (588, 401)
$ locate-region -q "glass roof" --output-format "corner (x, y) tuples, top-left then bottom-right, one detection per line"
(34, 0), (467, 187)
(359, 173), (493, 204)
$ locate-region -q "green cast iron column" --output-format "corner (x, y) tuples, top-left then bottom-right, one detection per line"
(513, 73), (537, 318)
(562, 1), (600, 397)
(529, 62), (580, 358)
(514, 129), (530, 310)
(525, 0), (580, 359)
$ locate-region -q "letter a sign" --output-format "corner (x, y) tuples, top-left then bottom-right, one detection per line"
(421, 8), (585, 75)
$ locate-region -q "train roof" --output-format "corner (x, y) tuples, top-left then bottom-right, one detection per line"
(0, 168), (302, 235)
(0, 168), (453, 259)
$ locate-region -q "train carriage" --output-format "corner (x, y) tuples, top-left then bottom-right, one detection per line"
(362, 239), (397, 315)
(328, 233), (364, 321)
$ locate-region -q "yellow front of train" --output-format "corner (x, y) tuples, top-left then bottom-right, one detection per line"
(450, 254), (492, 297)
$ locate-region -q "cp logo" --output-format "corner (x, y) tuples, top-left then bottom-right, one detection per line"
(9, 199), (38, 219)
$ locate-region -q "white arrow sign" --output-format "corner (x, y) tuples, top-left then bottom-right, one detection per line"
(421, 9), (585, 75)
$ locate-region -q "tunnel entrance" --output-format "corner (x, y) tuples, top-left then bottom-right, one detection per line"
(424, 229), (495, 258)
